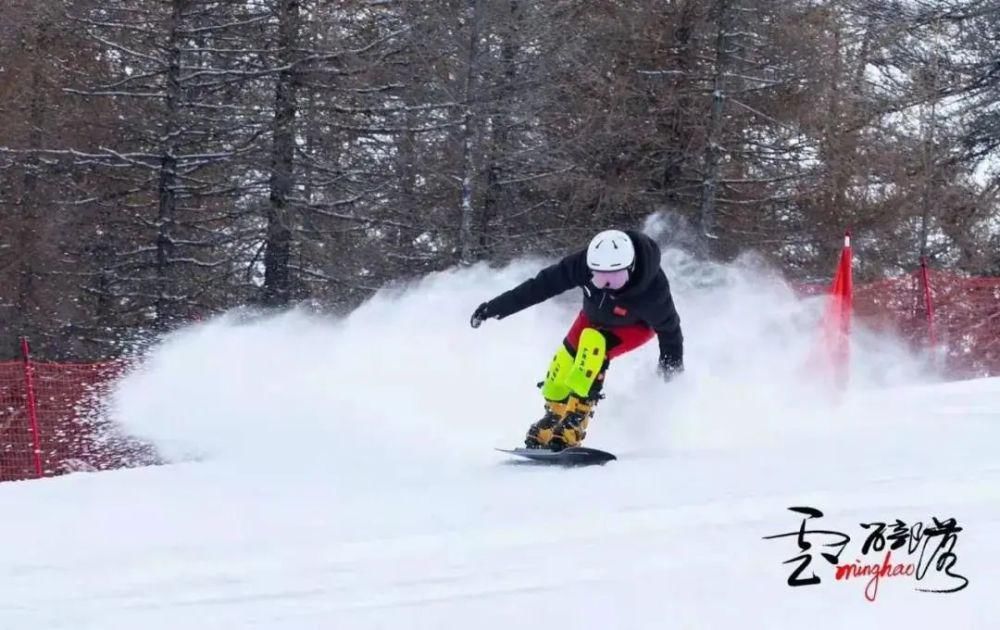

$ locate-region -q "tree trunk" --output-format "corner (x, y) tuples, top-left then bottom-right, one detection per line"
(661, 0), (697, 204)
(480, 0), (520, 258)
(700, 0), (730, 241)
(458, 0), (482, 266)
(919, 22), (942, 261)
(263, 0), (300, 306)
(15, 18), (49, 342)
(156, 0), (184, 323)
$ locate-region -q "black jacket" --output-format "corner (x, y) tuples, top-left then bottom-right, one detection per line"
(485, 231), (683, 369)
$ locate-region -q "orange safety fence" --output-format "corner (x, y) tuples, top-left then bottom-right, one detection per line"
(0, 351), (160, 483)
(853, 266), (1000, 379)
(799, 260), (1000, 380)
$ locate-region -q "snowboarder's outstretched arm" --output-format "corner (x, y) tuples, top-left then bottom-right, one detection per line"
(471, 251), (588, 327)
(643, 273), (684, 379)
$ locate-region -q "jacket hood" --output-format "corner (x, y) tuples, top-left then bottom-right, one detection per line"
(616, 230), (661, 297)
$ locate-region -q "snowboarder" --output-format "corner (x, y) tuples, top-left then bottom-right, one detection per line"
(470, 229), (684, 450)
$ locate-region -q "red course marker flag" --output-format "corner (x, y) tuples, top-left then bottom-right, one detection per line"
(823, 232), (853, 388)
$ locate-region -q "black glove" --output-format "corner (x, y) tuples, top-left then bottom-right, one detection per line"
(470, 302), (495, 328)
(657, 356), (683, 383)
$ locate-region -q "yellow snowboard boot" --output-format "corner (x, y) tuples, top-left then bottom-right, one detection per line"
(549, 394), (599, 451)
(524, 399), (569, 448)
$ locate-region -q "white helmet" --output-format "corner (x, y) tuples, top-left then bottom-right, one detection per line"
(586, 229), (635, 271)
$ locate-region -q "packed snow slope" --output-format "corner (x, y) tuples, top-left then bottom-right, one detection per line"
(1, 238), (998, 629)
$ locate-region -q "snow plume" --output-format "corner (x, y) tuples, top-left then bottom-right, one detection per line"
(107, 222), (936, 473)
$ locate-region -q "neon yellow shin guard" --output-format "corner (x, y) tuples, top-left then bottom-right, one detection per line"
(540, 346), (574, 402)
(540, 328), (607, 401)
(565, 328), (607, 397)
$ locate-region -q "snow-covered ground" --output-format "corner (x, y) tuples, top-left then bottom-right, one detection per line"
(1, 245), (997, 629)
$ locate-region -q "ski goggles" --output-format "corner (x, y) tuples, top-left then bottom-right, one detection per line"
(590, 268), (630, 290)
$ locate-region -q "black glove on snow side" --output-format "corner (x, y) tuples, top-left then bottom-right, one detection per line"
(657, 356), (683, 383)
(470, 302), (495, 328)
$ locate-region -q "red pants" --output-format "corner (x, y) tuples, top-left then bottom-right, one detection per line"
(564, 311), (655, 359)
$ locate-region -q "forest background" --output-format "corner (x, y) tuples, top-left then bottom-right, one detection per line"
(2, 0), (998, 360)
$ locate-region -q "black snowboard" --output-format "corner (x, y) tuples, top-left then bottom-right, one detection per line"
(496, 446), (617, 467)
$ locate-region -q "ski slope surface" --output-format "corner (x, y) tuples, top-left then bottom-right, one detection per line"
(1, 243), (998, 629)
